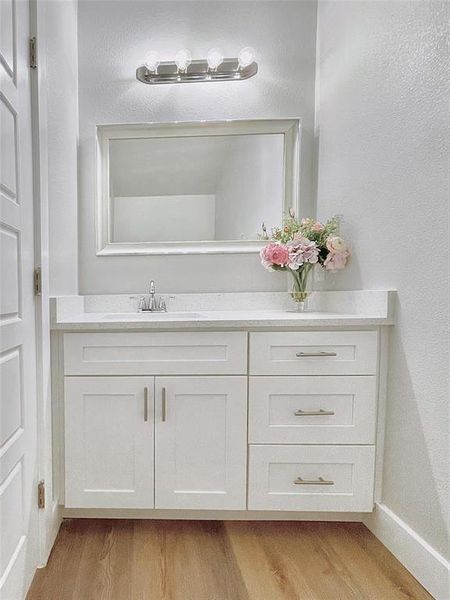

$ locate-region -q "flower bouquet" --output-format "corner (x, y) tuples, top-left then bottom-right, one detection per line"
(260, 212), (350, 311)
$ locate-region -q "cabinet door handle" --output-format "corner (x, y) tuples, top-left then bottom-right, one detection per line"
(294, 476), (334, 485)
(161, 387), (167, 422)
(294, 409), (335, 416)
(296, 351), (337, 357)
(144, 387), (149, 422)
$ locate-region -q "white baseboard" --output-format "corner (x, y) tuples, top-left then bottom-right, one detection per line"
(364, 503), (450, 600)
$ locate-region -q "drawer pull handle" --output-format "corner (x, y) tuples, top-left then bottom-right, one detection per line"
(161, 387), (167, 422)
(296, 351), (337, 357)
(294, 409), (335, 416)
(144, 387), (149, 422)
(294, 476), (334, 486)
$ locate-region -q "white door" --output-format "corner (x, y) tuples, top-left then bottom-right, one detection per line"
(0, 0), (39, 598)
(64, 377), (155, 508)
(155, 377), (247, 510)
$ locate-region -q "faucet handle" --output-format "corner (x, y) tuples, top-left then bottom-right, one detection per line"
(138, 296), (146, 312)
(157, 297), (167, 312)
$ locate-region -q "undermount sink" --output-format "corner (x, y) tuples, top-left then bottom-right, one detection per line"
(101, 312), (205, 320)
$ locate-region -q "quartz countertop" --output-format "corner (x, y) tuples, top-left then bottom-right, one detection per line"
(50, 291), (395, 331)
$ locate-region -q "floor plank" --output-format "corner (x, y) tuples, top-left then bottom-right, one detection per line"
(27, 520), (433, 600)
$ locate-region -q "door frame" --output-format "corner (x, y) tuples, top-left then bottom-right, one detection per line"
(29, 0), (63, 566)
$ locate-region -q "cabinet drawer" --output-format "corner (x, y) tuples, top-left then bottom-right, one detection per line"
(248, 445), (375, 512)
(249, 376), (377, 444)
(250, 331), (378, 375)
(64, 332), (247, 375)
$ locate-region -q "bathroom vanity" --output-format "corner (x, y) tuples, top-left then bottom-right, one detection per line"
(51, 290), (394, 519)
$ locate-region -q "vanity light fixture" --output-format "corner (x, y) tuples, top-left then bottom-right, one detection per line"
(136, 47), (258, 85)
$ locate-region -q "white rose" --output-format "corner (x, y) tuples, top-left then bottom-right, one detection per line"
(326, 236), (348, 253)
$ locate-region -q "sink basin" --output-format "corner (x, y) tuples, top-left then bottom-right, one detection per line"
(101, 312), (205, 320)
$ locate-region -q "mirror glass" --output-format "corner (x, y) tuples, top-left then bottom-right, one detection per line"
(110, 134), (284, 243)
(98, 120), (300, 254)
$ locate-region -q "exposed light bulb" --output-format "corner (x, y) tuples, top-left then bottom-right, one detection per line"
(238, 46), (256, 69)
(175, 49), (192, 72)
(207, 47), (224, 70)
(144, 51), (160, 73)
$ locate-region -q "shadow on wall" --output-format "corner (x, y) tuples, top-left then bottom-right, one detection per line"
(383, 303), (449, 559)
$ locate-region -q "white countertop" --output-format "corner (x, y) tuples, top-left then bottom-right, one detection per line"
(50, 291), (395, 330)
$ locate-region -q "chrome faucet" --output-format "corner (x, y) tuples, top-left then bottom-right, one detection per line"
(138, 280), (167, 312)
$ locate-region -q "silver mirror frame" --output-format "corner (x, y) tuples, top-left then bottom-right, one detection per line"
(96, 119), (301, 256)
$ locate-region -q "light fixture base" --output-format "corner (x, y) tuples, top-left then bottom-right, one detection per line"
(136, 58), (258, 85)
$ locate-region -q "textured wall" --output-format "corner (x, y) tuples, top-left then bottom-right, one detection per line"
(46, 0), (79, 295)
(77, 0), (317, 293)
(316, 1), (449, 558)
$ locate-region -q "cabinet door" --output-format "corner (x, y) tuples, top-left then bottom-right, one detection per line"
(65, 377), (154, 508)
(155, 377), (247, 510)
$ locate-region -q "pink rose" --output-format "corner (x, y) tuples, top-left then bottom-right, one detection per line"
(326, 236), (348, 253)
(312, 221), (325, 232)
(260, 243), (290, 269)
(324, 250), (349, 271)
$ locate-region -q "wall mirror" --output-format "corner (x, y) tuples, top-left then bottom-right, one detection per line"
(96, 119), (300, 255)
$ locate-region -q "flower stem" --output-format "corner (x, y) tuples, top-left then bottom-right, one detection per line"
(289, 264), (313, 303)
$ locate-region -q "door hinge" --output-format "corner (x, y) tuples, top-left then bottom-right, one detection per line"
(38, 480), (45, 509)
(29, 36), (37, 69)
(34, 267), (41, 296)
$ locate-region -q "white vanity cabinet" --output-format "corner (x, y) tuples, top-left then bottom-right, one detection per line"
(60, 326), (382, 515)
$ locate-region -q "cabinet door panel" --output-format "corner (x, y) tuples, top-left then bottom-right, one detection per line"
(65, 377), (154, 508)
(155, 377), (247, 509)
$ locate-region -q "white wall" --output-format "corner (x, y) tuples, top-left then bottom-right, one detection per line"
(316, 0), (449, 567)
(77, 0), (317, 293)
(45, 0), (78, 295)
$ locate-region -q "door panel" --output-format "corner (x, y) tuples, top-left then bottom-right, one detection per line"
(155, 377), (247, 510)
(64, 377), (155, 508)
(0, 0), (39, 597)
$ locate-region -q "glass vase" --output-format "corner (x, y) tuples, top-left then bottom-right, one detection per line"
(289, 264), (313, 312)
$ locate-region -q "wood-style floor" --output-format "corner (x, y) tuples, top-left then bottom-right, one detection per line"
(27, 519), (433, 600)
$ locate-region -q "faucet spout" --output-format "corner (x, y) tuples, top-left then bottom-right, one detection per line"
(138, 279), (167, 312)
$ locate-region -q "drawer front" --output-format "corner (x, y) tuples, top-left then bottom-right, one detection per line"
(250, 331), (378, 375)
(248, 445), (375, 512)
(64, 332), (247, 375)
(249, 376), (377, 444)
